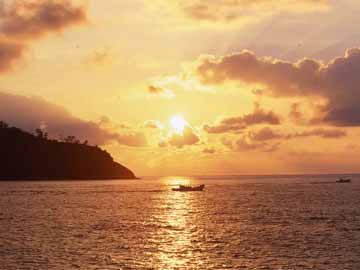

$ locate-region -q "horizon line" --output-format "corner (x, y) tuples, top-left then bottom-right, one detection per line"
(139, 172), (360, 178)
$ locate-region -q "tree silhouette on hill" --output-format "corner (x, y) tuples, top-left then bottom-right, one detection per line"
(0, 122), (136, 180)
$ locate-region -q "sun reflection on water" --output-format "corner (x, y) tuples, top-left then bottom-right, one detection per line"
(162, 176), (193, 187)
(152, 177), (205, 269)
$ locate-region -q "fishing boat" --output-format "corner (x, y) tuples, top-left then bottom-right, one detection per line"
(172, 184), (205, 192)
(336, 178), (351, 183)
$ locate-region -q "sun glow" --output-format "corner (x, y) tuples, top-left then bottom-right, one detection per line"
(170, 115), (187, 133)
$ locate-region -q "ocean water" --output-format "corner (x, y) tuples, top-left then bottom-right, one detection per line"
(1, 175), (360, 270)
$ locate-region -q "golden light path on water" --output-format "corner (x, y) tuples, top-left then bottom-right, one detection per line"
(165, 176), (192, 187)
(153, 177), (206, 269)
(2, 176), (360, 269)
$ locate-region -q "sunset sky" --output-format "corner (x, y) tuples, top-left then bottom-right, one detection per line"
(1, 0), (360, 175)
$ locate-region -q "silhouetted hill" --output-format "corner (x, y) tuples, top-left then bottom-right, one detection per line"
(0, 122), (136, 180)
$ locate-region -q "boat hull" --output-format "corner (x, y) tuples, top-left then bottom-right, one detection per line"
(172, 184), (205, 192)
(336, 179), (351, 183)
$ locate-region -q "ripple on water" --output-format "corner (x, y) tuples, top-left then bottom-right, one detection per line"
(1, 177), (360, 269)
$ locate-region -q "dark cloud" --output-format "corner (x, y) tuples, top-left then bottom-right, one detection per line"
(148, 85), (165, 94)
(221, 137), (234, 150)
(321, 107), (360, 127)
(248, 127), (347, 142)
(203, 147), (216, 154)
(144, 120), (163, 129)
(0, 91), (147, 147)
(182, 2), (219, 22)
(196, 48), (360, 126)
(112, 133), (147, 147)
(196, 50), (322, 96)
(222, 136), (278, 152)
(204, 102), (281, 134)
(293, 128), (347, 139)
(289, 102), (305, 124)
(177, 0), (328, 22)
(221, 125), (346, 152)
(0, 39), (24, 72)
(1, 0), (86, 39)
(235, 138), (267, 151)
(99, 116), (130, 130)
(252, 88), (265, 96)
(158, 141), (168, 148)
(263, 142), (282, 152)
(248, 127), (285, 141)
(161, 127), (200, 148)
(168, 127), (199, 148)
(0, 0), (86, 73)
(146, 85), (175, 99)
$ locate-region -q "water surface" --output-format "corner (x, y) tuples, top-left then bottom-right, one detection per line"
(1, 175), (360, 269)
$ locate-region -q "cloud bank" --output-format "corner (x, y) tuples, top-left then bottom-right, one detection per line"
(248, 127), (347, 141)
(0, 91), (146, 147)
(165, 0), (328, 23)
(160, 126), (200, 148)
(0, 0), (86, 73)
(221, 126), (346, 152)
(204, 102), (281, 133)
(195, 48), (360, 126)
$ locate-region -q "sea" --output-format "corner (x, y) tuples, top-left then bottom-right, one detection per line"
(1, 175), (360, 270)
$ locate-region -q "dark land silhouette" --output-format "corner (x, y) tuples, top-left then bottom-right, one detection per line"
(0, 121), (136, 180)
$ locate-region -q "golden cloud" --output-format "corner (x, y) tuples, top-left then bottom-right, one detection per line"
(0, 0), (87, 73)
(144, 120), (164, 129)
(248, 127), (347, 141)
(148, 85), (165, 94)
(0, 91), (147, 147)
(202, 147), (216, 154)
(160, 126), (200, 148)
(222, 135), (279, 152)
(204, 102), (281, 133)
(195, 48), (360, 126)
(158, 0), (329, 24)
(0, 39), (24, 72)
(1, 0), (86, 39)
(220, 125), (346, 153)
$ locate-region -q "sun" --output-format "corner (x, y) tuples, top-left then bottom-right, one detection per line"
(170, 115), (187, 134)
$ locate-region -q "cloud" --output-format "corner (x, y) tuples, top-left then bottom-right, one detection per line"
(99, 116), (131, 130)
(0, 0), (86, 39)
(248, 127), (285, 141)
(165, 0), (328, 23)
(221, 126), (346, 152)
(158, 141), (168, 148)
(146, 85), (175, 99)
(144, 120), (164, 129)
(221, 137), (234, 150)
(248, 127), (347, 141)
(203, 147), (216, 154)
(148, 85), (165, 94)
(0, 0), (86, 73)
(195, 48), (360, 126)
(0, 91), (147, 147)
(160, 126), (200, 148)
(195, 50), (322, 95)
(204, 102), (281, 133)
(112, 133), (147, 147)
(289, 102), (305, 124)
(293, 128), (347, 139)
(0, 39), (24, 72)
(233, 138), (258, 151)
(153, 75), (216, 93)
(222, 136), (278, 152)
